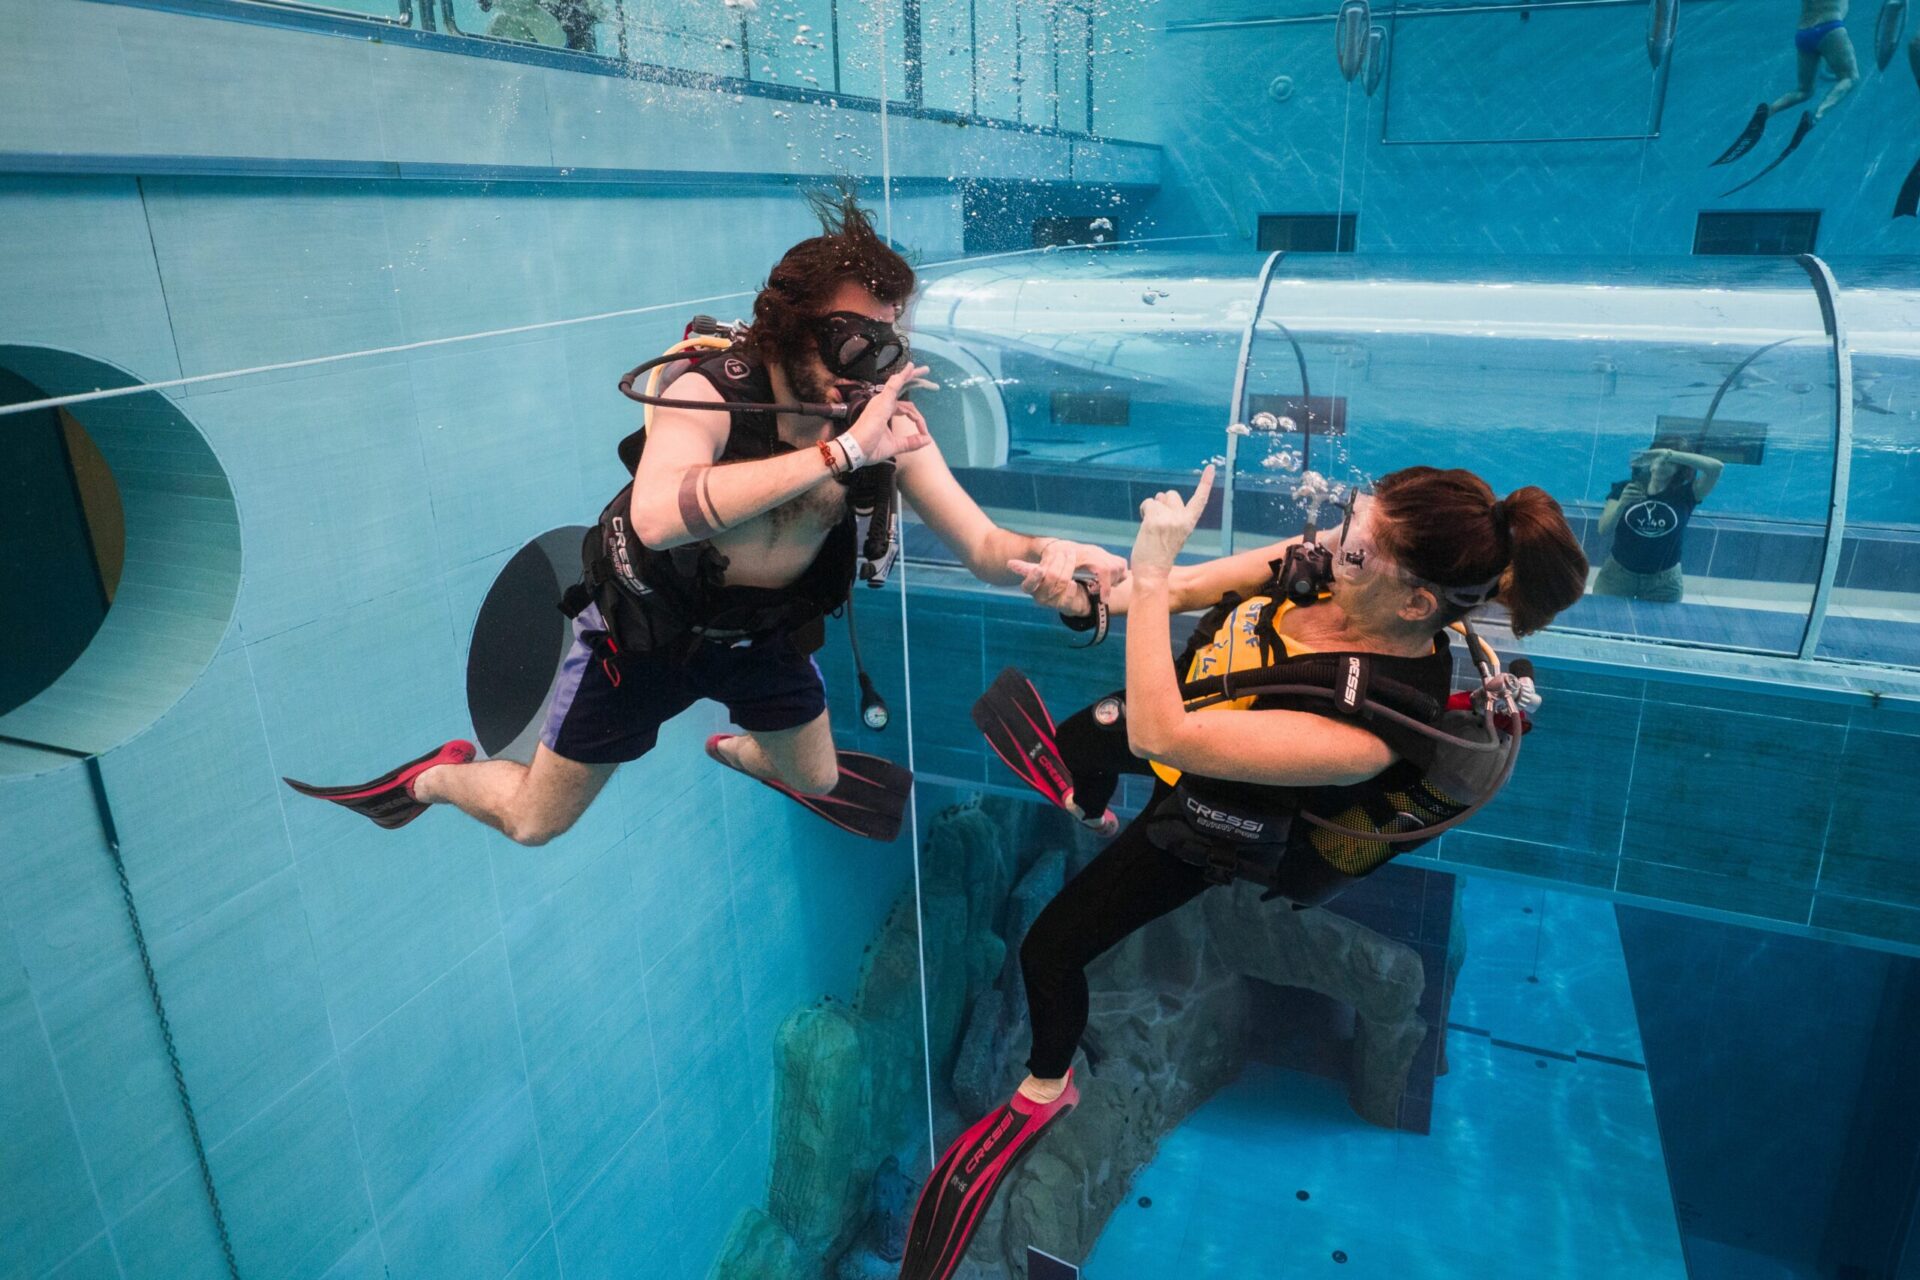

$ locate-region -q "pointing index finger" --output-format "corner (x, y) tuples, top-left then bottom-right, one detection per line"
(1187, 464), (1216, 517)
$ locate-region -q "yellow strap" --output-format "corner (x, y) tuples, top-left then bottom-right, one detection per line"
(1151, 596), (1318, 786)
(642, 335), (736, 431)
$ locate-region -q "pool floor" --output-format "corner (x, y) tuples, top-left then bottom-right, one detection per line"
(1086, 880), (1688, 1278)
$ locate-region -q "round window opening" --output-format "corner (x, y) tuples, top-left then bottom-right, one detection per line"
(465, 526), (591, 762)
(0, 346), (242, 777)
(0, 369), (126, 719)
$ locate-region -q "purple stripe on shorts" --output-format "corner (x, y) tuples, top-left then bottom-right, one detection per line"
(540, 603), (605, 751)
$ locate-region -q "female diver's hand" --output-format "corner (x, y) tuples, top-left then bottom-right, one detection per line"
(845, 363), (932, 465)
(1131, 465), (1214, 583)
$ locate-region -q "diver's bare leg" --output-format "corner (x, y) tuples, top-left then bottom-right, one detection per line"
(412, 744), (617, 845)
(1813, 29), (1860, 118)
(719, 709), (840, 795)
(1769, 48), (1820, 113)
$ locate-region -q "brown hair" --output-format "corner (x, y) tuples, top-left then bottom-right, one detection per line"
(1372, 466), (1589, 637)
(746, 190), (916, 368)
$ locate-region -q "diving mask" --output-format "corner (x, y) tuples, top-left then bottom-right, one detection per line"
(815, 311), (908, 383)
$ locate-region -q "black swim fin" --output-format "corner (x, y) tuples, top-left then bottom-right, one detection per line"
(899, 1073), (1081, 1280)
(706, 735), (912, 842)
(971, 669), (1117, 834)
(1711, 103), (1771, 166)
(1720, 111), (1815, 197)
(1896, 155), (1920, 218)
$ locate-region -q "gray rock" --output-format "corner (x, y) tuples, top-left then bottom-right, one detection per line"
(709, 1206), (821, 1280)
(767, 1004), (873, 1257)
(865, 1154), (916, 1262)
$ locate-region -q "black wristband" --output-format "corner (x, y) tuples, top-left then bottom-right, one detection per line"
(1059, 577), (1108, 646)
(1060, 608), (1098, 633)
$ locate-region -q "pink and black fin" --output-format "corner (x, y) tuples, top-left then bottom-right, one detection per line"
(706, 734), (912, 842)
(972, 668), (1116, 836)
(898, 1072), (1081, 1280)
(282, 740), (476, 830)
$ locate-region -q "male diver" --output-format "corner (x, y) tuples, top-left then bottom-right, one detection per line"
(285, 195), (1127, 845)
(1714, 0), (1860, 193)
(899, 466), (1589, 1279)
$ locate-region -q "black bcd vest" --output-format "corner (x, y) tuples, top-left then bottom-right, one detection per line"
(560, 348), (861, 657)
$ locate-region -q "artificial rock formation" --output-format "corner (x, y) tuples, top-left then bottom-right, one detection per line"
(710, 795), (1447, 1280)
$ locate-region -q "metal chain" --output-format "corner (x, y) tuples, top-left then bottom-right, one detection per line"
(87, 759), (242, 1280)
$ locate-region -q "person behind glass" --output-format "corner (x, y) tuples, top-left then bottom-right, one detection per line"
(1591, 447), (1724, 603)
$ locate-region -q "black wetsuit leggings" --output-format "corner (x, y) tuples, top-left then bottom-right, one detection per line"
(1018, 701), (1218, 1080)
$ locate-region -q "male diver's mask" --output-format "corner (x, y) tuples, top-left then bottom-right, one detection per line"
(815, 311), (908, 383)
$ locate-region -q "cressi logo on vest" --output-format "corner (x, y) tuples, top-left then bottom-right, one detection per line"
(1183, 794), (1266, 839)
(722, 357), (750, 380)
(1623, 499), (1678, 538)
(607, 516), (651, 595)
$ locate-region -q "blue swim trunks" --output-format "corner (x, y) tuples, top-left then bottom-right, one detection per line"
(1795, 18), (1843, 53)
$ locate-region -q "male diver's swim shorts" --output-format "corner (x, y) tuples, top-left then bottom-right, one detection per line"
(1795, 18), (1843, 53)
(541, 603), (827, 764)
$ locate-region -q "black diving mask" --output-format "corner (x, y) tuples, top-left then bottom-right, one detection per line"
(815, 311), (908, 383)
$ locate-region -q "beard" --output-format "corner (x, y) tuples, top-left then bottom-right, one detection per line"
(784, 354), (840, 406)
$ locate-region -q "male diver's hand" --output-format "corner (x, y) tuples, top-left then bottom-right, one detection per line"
(1006, 541), (1129, 613)
(845, 362), (933, 466)
(1131, 465), (1215, 582)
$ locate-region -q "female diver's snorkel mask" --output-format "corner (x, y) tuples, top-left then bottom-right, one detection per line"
(815, 311), (908, 383)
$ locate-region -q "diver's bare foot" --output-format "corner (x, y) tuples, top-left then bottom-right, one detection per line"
(1016, 1074), (1070, 1105)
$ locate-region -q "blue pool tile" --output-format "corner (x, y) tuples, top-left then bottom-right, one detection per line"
(1468, 689), (1638, 856)
(288, 815), (500, 1049)
(317, 1232), (388, 1280)
(669, 1112), (772, 1280)
(205, 1064), (375, 1280)
(552, 1112), (683, 1280)
(1661, 680), (1849, 726)
(504, 1233), (562, 1280)
(503, 851), (660, 1211)
(209, 362), (434, 644)
(139, 179), (402, 380)
(1842, 531), (1920, 594)
(1812, 728), (1920, 910)
(954, 466), (1038, 511)
(644, 904), (754, 1195)
(378, 1088), (552, 1280)
(340, 941), (530, 1220)
(98, 648), (294, 940)
(1616, 859), (1814, 925)
(1620, 705), (1842, 920)
(40, 957), (197, 1220)
(43, 1234), (121, 1280)
(407, 336), (589, 566)
(111, 1163), (230, 1280)
(145, 869), (334, 1149)
(1809, 893), (1920, 950)
(1, 965), (109, 1279)
(0, 764), (133, 1001)
(626, 788), (734, 973)
(1439, 830), (1619, 891)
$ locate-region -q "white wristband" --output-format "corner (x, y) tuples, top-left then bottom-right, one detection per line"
(836, 434), (868, 474)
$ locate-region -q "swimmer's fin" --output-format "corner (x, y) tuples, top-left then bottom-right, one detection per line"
(707, 734), (911, 842)
(1896, 154), (1920, 218)
(899, 1072), (1081, 1280)
(972, 668), (1116, 835)
(1720, 111), (1815, 196)
(1711, 103), (1771, 166)
(282, 740), (476, 830)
